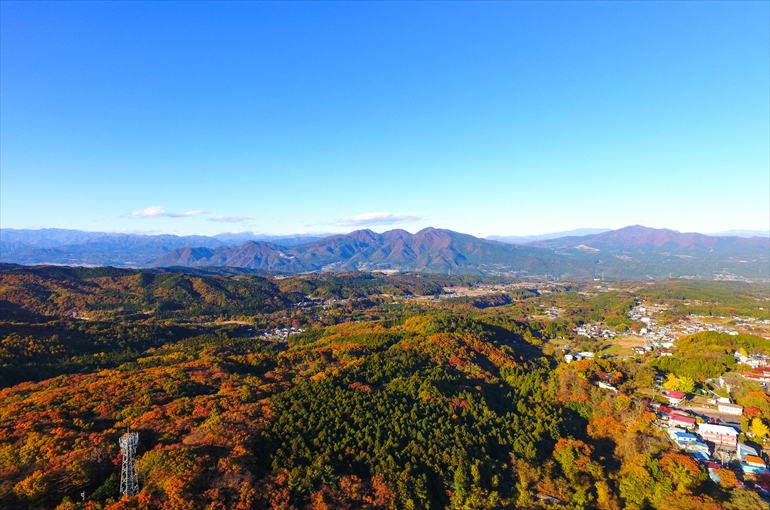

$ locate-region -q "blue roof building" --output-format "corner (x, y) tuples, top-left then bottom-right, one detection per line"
(674, 432), (697, 442)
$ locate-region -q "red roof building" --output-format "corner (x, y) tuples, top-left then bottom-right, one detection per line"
(670, 415), (696, 429)
(664, 391), (687, 404)
(743, 373), (770, 383)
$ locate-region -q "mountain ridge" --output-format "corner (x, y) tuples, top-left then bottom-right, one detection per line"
(150, 226), (769, 279)
(2, 226), (768, 279)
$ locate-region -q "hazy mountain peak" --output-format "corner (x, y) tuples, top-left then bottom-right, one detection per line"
(487, 228), (611, 245)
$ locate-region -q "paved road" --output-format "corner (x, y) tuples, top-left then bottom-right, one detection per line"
(681, 405), (741, 426)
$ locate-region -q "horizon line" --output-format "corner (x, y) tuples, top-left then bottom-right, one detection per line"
(2, 224), (770, 239)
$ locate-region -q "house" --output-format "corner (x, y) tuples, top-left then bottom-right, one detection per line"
(740, 463), (770, 476)
(745, 455), (767, 469)
(691, 450), (710, 462)
(698, 423), (739, 447)
(743, 372), (770, 383)
(737, 443), (759, 461)
(670, 415), (696, 430)
(597, 381), (617, 392)
(667, 427), (687, 440)
(707, 466), (722, 484)
(673, 432), (697, 443)
(664, 391), (687, 405)
(717, 402), (743, 415)
(683, 441), (711, 455)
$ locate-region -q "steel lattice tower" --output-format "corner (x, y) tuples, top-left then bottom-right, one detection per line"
(119, 426), (140, 497)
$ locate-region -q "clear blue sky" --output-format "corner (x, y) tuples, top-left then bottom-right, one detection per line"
(2, 1), (768, 237)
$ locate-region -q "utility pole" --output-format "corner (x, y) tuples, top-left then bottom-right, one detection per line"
(119, 426), (140, 497)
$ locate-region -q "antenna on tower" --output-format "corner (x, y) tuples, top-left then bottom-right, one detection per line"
(119, 425), (140, 497)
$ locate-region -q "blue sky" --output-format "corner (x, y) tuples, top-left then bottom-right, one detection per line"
(1, 1), (768, 237)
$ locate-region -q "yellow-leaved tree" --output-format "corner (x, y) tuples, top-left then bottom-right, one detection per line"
(677, 376), (695, 393)
(751, 418), (769, 438)
(663, 373), (680, 391)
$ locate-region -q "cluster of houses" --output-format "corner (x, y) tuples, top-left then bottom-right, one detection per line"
(677, 315), (741, 336)
(734, 350), (770, 371)
(625, 305), (676, 350)
(258, 326), (305, 342)
(649, 398), (770, 488)
(563, 350), (595, 363)
(622, 306), (758, 355)
(733, 316), (770, 325)
(573, 323), (616, 339)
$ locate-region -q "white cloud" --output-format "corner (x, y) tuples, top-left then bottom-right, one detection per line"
(129, 206), (210, 218)
(336, 212), (422, 227)
(208, 215), (253, 223)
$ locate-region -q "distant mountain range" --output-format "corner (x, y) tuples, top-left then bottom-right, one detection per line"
(487, 228), (611, 244)
(706, 230), (770, 238)
(0, 228), (326, 267)
(1, 226), (768, 279)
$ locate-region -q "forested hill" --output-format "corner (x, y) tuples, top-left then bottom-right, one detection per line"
(2, 314), (766, 508)
(2, 268), (769, 508)
(0, 265), (465, 323)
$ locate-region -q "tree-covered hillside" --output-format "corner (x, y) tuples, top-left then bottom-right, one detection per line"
(0, 267), (768, 509)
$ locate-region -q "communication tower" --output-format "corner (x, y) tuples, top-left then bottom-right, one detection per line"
(119, 426), (140, 497)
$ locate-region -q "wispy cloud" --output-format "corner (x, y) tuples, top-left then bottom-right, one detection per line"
(129, 206), (210, 218)
(208, 215), (253, 223)
(337, 212), (422, 227)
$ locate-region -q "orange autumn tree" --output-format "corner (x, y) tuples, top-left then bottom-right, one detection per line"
(660, 453), (705, 493)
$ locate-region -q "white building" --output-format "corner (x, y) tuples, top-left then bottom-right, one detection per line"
(698, 423), (739, 447)
(597, 381), (618, 392)
(717, 402), (743, 415)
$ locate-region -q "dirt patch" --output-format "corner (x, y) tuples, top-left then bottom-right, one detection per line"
(616, 335), (646, 349)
